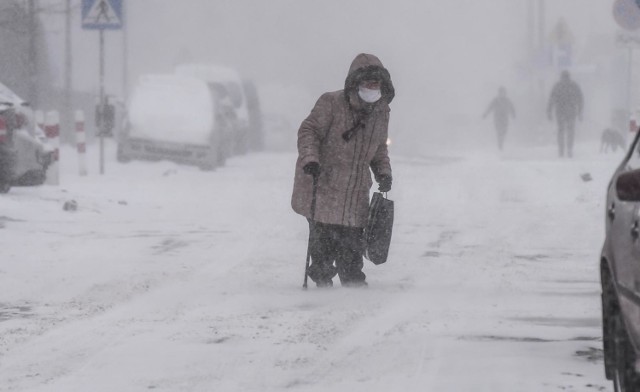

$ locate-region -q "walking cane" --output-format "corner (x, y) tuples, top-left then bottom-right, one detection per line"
(303, 173), (319, 290)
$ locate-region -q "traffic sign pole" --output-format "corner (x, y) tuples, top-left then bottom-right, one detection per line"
(82, 0), (123, 175)
(99, 28), (105, 175)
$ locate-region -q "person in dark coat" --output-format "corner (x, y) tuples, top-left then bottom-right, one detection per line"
(291, 53), (395, 288)
(547, 70), (584, 158)
(483, 87), (516, 151)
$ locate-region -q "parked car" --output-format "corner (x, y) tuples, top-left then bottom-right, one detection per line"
(601, 129), (640, 391)
(0, 83), (52, 193)
(117, 74), (232, 170)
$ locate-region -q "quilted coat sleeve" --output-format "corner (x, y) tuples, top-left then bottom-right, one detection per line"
(370, 113), (392, 182)
(297, 93), (334, 167)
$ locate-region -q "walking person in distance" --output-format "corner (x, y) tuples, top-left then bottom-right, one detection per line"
(482, 86), (516, 151)
(547, 70), (584, 158)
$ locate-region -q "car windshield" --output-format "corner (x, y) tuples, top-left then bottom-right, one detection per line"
(625, 132), (640, 170)
(0, 82), (23, 106)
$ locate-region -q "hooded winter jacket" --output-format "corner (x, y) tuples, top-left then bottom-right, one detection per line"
(291, 53), (394, 228)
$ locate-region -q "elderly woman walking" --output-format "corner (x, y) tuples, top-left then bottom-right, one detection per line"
(291, 53), (395, 288)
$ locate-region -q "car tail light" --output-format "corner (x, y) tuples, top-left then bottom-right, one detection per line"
(0, 117), (7, 143)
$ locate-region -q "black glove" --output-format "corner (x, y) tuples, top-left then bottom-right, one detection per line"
(303, 162), (320, 177)
(378, 175), (392, 192)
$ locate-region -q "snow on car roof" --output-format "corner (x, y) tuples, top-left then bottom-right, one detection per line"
(0, 82), (25, 106)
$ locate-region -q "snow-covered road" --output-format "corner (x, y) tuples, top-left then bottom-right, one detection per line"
(0, 140), (621, 391)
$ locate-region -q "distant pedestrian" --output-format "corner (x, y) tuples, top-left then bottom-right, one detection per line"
(291, 53), (395, 288)
(483, 87), (516, 151)
(547, 70), (584, 158)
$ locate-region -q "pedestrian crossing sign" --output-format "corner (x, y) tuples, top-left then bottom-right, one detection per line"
(82, 0), (123, 30)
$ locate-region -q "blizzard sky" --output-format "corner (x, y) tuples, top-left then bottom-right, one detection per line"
(40, 0), (621, 154)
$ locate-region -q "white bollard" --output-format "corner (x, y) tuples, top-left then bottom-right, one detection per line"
(44, 110), (60, 185)
(75, 110), (88, 176)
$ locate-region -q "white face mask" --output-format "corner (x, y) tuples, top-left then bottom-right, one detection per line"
(358, 86), (382, 103)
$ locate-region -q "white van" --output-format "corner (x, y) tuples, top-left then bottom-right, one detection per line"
(117, 74), (232, 170)
(175, 64), (251, 154)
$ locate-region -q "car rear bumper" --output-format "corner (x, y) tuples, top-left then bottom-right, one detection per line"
(118, 137), (214, 167)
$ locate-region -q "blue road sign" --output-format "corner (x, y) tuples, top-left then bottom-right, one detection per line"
(82, 0), (123, 30)
(614, 0), (640, 31)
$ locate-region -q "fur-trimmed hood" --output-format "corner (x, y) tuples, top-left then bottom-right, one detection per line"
(344, 53), (395, 104)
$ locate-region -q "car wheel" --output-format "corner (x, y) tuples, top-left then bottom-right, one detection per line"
(613, 312), (640, 391)
(602, 268), (617, 380)
(199, 150), (217, 171)
(16, 170), (46, 186)
(0, 182), (10, 193)
(199, 162), (216, 171)
(217, 144), (227, 167)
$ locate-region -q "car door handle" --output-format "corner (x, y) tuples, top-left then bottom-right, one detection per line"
(608, 203), (615, 220)
(632, 221), (639, 240)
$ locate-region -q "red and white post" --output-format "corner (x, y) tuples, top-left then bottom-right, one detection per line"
(44, 110), (60, 185)
(75, 110), (88, 176)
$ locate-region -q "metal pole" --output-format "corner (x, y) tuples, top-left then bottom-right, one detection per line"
(527, 0), (535, 130)
(122, 0), (128, 100)
(628, 47), (633, 117)
(27, 0), (38, 107)
(100, 29), (105, 102)
(537, 0), (545, 46)
(99, 28), (105, 175)
(527, 0), (534, 53)
(64, 0), (72, 144)
(537, 0), (546, 111)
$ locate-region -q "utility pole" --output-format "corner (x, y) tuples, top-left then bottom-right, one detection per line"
(27, 0), (38, 107)
(527, 0), (535, 106)
(122, 0), (128, 100)
(99, 28), (105, 175)
(63, 0), (72, 143)
(527, 0), (534, 55)
(537, 0), (546, 101)
(537, 0), (546, 51)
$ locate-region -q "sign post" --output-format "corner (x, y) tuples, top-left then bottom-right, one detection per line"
(81, 0), (123, 175)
